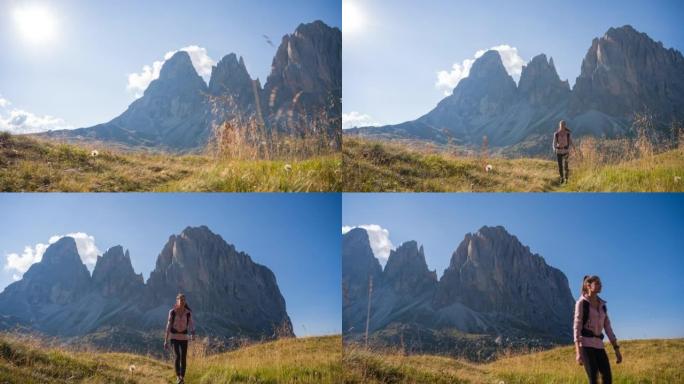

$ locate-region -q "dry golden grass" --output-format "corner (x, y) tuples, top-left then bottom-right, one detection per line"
(344, 339), (684, 384)
(0, 132), (340, 192)
(343, 137), (559, 192)
(185, 335), (342, 383)
(344, 132), (684, 192)
(0, 332), (342, 383)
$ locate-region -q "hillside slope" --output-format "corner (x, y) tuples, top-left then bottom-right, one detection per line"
(0, 333), (342, 383)
(344, 338), (684, 384)
(0, 133), (340, 192)
(343, 138), (684, 192)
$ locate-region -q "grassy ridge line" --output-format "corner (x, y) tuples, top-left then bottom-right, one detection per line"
(343, 137), (684, 192)
(0, 133), (340, 192)
(343, 339), (684, 384)
(0, 334), (342, 383)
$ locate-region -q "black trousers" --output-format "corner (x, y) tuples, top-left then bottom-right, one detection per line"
(170, 339), (188, 377)
(581, 346), (612, 384)
(557, 153), (569, 180)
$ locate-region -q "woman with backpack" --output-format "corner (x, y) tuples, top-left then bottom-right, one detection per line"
(574, 275), (623, 384)
(164, 293), (195, 384)
(553, 120), (573, 184)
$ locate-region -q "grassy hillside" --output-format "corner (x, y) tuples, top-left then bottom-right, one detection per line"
(0, 333), (342, 383)
(343, 137), (684, 192)
(344, 338), (684, 384)
(186, 335), (342, 383)
(0, 133), (340, 192)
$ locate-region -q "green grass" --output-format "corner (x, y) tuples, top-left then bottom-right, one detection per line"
(0, 333), (342, 383)
(0, 132), (340, 192)
(562, 148), (684, 192)
(186, 335), (342, 383)
(344, 339), (684, 384)
(343, 137), (684, 192)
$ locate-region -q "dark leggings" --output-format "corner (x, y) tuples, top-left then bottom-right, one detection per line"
(171, 339), (188, 377)
(581, 346), (612, 384)
(557, 153), (569, 180)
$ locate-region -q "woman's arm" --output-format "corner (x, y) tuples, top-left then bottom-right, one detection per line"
(604, 312), (622, 363)
(164, 310), (172, 342)
(188, 312), (196, 338)
(573, 300), (583, 364)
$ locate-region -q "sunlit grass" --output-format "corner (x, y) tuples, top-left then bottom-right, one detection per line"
(344, 339), (684, 384)
(343, 137), (684, 192)
(0, 132), (341, 192)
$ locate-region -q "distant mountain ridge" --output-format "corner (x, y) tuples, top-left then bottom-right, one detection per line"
(43, 20), (341, 152)
(0, 226), (293, 353)
(347, 25), (684, 156)
(342, 225), (574, 359)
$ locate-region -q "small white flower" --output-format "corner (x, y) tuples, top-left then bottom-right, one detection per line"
(675, 176), (681, 183)
(284, 164), (292, 172)
(90, 150), (99, 157)
(128, 364), (136, 373)
(485, 164), (493, 172)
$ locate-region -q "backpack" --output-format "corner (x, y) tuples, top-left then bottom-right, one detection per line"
(170, 307), (192, 334)
(581, 299), (606, 340)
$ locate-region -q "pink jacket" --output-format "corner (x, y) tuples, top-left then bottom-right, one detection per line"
(573, 295), (617, 349)
(166, 307), (195, 341)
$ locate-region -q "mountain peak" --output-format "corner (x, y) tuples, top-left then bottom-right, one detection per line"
(383, 240), (437, 294)
(92, 246), (143, 298)
(41, 237), (80, 266)
(469, 50), (508, 79)
(518, 54), (570, 105)
(158, 51), (199, 81)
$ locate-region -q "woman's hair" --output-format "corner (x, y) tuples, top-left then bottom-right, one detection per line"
(559, 120), (567, 130)
(580, 275), (601, 296)
(175, 293), (191, 311)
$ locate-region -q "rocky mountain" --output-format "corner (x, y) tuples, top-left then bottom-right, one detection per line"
(43, 20), (341, 152)
(342, 225), (574, 360)
(348, 25), (684, 156)
(263, 20), (342, 137)
(0, 226), (293, 352)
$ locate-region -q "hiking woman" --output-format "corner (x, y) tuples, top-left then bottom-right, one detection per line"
(164, 293), (195, 384)
(574, 275), (622, 384)
(553, 120), (572, 183)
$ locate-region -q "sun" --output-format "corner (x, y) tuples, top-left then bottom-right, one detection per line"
(13, 5), (58, 45)
(343, 0), (366, 37)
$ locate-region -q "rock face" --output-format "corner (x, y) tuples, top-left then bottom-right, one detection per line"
(0, 226), (293, 350)
(92, 246), (144, 299)
(348, 25), (684, 156)
(44, 21), (341, 152)
(570, 25), (684, 135)
(263, 20), (342, 137)
(434, 226), (573, 338)
(146, 226), (292, 337)
(342, 225), (574, 358)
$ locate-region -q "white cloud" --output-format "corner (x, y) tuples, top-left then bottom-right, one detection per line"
(127, 45), (215, 98)
(343, 224), (394, 265)
(436, 44), (525, 96)
(4, 233), (101, 280)
(342, 111), (380, 129)
(0, 96), (73, 134)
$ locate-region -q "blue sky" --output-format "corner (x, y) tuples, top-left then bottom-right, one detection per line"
(0, 0), (340, 132)
(0, 193), (342, 337)
(342, 0), (684, 128)
(343, 193), (684, 340)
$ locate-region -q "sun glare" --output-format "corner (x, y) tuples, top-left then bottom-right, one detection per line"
(13, 5), (58, 44)
(343, 0), (365, 36)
